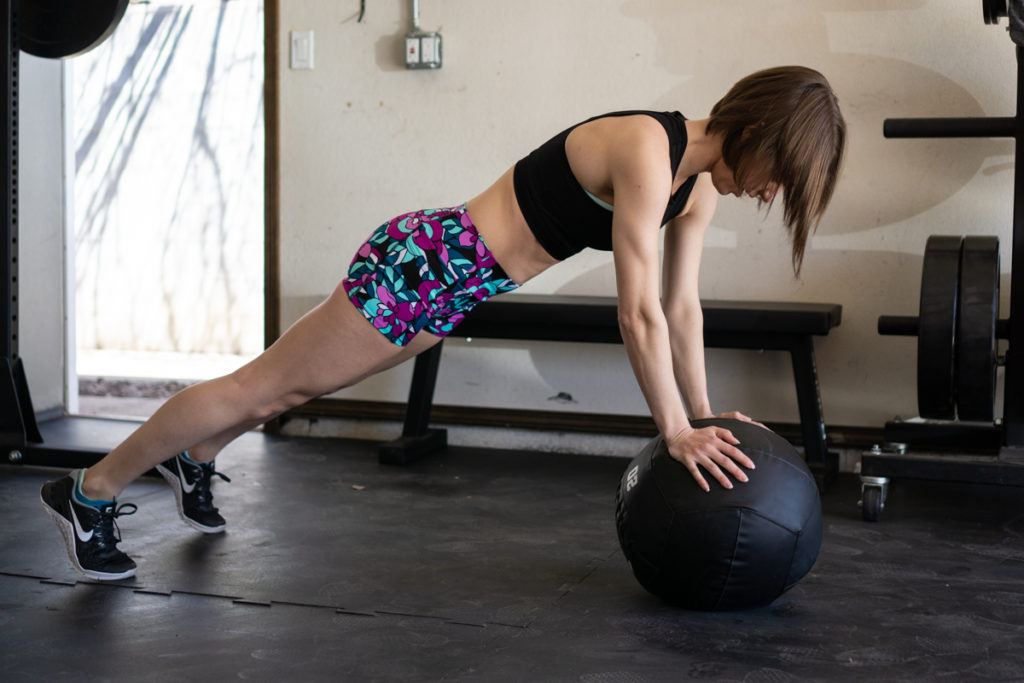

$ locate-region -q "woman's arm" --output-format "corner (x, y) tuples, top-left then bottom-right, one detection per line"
(663, 176), (767, 430)
(662, 175), (716, 421)
(608, 129), (753, 492)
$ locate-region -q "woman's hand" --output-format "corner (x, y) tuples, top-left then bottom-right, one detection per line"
(715, 410), (769, 430)
(666, 426), (756, 492)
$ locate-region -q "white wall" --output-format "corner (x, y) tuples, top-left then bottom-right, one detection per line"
(19, 54), (69, 416)
(276, 0), (1014, 430)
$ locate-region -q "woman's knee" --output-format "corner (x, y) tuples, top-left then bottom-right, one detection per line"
(223, 389), (309, 425)
(216, 368), (307, 424)
(255, 390), (318, 422)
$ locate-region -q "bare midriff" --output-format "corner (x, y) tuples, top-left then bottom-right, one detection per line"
(465, 166), (559, 285)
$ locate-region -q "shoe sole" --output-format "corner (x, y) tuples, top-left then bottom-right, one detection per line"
(155, 463), (226, 534)
(39, 492), (136, 581)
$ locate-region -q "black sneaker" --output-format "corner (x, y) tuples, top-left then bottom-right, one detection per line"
(40, 471), (138, 580)
(155, 453), (230, 533)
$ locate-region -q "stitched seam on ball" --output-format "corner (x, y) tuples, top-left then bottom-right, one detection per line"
(748, 450), (817, 487)
(713, 508), (745, 610)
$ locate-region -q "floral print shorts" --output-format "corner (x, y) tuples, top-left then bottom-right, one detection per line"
(343, 204), (520, 346)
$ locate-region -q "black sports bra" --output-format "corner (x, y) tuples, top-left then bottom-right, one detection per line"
(512, 110), (698, 260)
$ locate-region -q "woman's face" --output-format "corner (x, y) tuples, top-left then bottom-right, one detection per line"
(710, 157), (780, 202)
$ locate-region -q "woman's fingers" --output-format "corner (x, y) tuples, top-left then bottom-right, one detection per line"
(684, 461), (711, 493)
(702, 457), (734, 490)
(716, 410), (768, 430)
(671, 427), (755, 491)
(716, 426), (740, 444)
(712, 447), (750, 483)
(714, 428), (756, 470)
(699, 445), (748, 488)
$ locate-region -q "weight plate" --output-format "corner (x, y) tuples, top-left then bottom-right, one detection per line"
(956, 236), (1000, 422)
(20, 0), (129, 59)
(983, 0), (1009, 25)
(917, 235), (963, 420)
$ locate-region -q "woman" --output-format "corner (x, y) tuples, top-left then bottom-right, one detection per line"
(41, 66), (846, 580)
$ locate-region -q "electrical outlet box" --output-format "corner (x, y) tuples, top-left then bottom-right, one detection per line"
(290, 30), (314, 70)
(405, 31), (442, 69)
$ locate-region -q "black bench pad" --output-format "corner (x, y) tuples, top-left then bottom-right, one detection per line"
(456, 295), (840, 342)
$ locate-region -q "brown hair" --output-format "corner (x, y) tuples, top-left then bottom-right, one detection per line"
(707, 66), (846, 274)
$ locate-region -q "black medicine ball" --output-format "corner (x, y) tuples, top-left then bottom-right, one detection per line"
(615, 418), (822, 611)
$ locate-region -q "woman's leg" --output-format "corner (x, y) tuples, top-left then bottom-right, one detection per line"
(80, 282), (441, 500)
(184, 418), (272, 463)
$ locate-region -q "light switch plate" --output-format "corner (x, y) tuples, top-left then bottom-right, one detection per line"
(290, 30), (314, 70)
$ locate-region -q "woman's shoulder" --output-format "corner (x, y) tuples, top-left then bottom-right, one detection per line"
(572, 113), (668, 155)
(581, 111), (669, 136)
(568, 112), (668, 165)
(679, 173), (717, 219)
(604, 115), (677, 169)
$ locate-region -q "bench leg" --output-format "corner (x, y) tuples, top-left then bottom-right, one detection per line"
(378, 341), (448, 465)
(790, 337), (838, 488)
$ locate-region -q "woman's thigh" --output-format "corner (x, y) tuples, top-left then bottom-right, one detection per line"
(229, 283), (442, 406)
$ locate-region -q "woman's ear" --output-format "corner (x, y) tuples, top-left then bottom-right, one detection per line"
(740, 122), (766, 141)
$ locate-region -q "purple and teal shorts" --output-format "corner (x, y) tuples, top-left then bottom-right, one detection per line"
(343, 204), (520, 346)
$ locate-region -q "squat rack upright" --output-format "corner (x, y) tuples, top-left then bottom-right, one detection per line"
(2, 0), (130, 463)
(862, 1), (1024, 507)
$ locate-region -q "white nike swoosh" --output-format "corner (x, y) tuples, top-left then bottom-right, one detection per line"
(177, 459), (197, 494)
(70, 504), (94, 543)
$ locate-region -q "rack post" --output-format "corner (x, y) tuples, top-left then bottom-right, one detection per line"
(1006, 44), (1024, 445)
(1, 0), (43, 448)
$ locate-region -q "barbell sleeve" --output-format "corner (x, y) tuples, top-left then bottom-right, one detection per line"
(884, 117), (1015, 138)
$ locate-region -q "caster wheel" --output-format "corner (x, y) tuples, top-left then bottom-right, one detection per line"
(862, 486), (883, 522)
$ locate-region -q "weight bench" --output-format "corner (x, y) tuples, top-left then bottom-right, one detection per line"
(381, 294), (841, 482)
